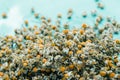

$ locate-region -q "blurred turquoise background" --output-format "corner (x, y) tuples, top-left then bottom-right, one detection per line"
(0, 0), (120, 39)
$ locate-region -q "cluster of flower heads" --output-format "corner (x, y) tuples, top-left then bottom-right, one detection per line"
(0, 12), (120, 80)
(0, 0), (120, 79)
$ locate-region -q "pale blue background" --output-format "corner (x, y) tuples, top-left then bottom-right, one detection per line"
(0, 0), (120, 39)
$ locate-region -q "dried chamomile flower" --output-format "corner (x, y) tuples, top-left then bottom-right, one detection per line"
(109, 72), (116, 78)
(0, 72), (4, 77)
(63, 29), (69, 34)
(2, 12), (7, 18)
(24, 20), (29, 26)
(34, 13), (39, 18)
(99, 71), (106, 77)
(82, 11), (87, 17)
